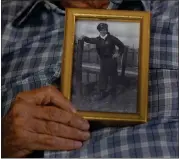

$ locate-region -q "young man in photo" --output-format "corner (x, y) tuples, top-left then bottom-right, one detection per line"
(80, 23), (125, 101)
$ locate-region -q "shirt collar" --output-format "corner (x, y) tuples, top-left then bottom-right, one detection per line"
(99, 34), (108, 39)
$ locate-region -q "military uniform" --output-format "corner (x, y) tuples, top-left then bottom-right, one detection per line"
(83, 23), (125, 99)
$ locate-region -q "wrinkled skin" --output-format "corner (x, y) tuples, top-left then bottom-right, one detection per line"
(2, 86), (90, 157)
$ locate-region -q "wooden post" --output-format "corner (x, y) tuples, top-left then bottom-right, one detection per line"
(87, 71), (90, 84)
(75, 39), (84, 100)
(132, 45), (135, 66)
(87, 44), (90, 63)
(121, 46), (128, 77)
(97, 54), (99, 64)
(87, 45), (90, 87)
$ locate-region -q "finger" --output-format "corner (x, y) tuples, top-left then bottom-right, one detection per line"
(9, 149), (32, 158)
(15, 86), (76, 113)
(33, 106), (90, 131)
(28, 133), (83, 151)
(29, 119), (90, 141)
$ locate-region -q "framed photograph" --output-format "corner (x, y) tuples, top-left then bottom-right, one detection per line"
(61, 8), (150, 126)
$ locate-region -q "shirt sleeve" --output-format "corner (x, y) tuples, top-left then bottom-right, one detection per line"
(1, 0), (65, 117)
(83, 36), (98, 44)
(112, 35), (125, 53)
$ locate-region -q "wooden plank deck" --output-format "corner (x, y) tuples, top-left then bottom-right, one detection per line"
(81, 63), (138, 76)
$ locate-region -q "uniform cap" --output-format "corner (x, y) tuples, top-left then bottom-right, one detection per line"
(97, 23), (108, 31)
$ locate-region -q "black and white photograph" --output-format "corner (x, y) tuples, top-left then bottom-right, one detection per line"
(71, 19), (140, 113)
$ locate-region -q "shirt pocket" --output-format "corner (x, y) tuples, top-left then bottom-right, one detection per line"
(148, 9), (178, 119)
(149, 19), (178, 70)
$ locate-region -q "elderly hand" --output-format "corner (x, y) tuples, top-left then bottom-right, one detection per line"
(2, 86), (90, 158)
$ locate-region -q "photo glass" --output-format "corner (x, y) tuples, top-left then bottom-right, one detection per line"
(71, 19), (140, 113)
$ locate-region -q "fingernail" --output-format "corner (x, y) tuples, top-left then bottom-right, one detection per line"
(83, 132), (90, 139)
(74, 141), (82, 148)
(72, 108), (77, 113)
(71, 106), (77, 113)
(81, 120), (90, 130)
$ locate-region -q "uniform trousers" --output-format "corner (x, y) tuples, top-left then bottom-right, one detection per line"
(99, 57), (118, 97)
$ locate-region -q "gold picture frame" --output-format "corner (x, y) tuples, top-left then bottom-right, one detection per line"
(61, 8), (150, 126)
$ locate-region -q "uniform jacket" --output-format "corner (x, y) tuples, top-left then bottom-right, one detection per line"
(83, 33), (125, 59)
